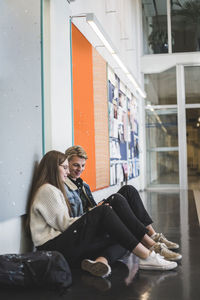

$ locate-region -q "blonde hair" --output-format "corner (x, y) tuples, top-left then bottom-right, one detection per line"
(65, 145), (88, 161)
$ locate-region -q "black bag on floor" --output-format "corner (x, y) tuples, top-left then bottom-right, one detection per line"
(0, 251), (72, 290)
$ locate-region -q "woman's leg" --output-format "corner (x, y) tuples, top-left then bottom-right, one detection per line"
(38, 205), (147, 264)
(38, 205), (177, 272)
(91, 243), (127, 265)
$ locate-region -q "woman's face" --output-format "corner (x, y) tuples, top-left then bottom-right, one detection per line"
(58, 158), (69, 182)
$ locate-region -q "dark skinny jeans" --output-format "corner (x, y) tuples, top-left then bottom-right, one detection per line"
(38, 185), (153, 266)
(109, 185), (153, 229)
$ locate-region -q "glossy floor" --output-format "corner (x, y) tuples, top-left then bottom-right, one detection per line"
(1, 190), (200, 300)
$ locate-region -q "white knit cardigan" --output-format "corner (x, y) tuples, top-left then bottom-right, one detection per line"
(30, 183), (79, 247)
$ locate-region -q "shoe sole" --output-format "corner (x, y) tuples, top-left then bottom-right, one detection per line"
(139, 263), (177, 271)
(81, 259), (111, 277)
(167, 245), (179, 250)
(164, 255), (182, 261)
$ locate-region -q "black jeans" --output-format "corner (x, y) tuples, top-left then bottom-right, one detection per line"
(38, 185), (152, 267)
(108, 185), (153, 228)
(38, 201), (148, 266)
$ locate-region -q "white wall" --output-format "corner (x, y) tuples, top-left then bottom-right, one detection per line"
(43, 0), (73, 152)
(0, 0), (42, 255)
(0, 0), (146, 254)
(141, 52), (200, 74)
(0, 216), (33, 255)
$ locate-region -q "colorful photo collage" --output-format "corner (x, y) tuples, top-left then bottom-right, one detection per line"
(107, 66), (140, 185)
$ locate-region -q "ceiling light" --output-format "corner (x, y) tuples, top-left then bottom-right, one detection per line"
(112, 54), (129, 74)
(86, 13), (115, 54)
(85, 13), (146, 98)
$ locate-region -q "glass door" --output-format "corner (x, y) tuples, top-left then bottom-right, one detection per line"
(146, 108), (179, 186)
(145, 66), (179, 187)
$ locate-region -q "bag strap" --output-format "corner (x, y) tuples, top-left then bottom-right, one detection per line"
(23, 256), (52, 285)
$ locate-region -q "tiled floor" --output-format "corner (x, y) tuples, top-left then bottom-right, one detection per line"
(1, 190), (200, 300)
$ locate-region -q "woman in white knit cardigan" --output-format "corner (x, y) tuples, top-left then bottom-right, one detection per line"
(28, 150), (177, 278)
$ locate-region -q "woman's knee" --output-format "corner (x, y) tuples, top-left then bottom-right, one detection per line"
(93, 204), (112, 215)
(84, 205), (113, 227)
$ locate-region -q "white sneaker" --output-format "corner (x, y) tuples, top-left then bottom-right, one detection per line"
(139, 251), (177, 271)
(81, 259), (111, 277)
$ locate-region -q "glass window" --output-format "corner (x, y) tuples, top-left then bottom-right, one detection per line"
(146, 108), (178, 148)
(185, 66), (200, 104)
(146, 107), (179, 186)
(147, 150), (179, 185)
(171, 0), (200, 53)
(142, 0), (168, 54)
(144, 67), (177, 105)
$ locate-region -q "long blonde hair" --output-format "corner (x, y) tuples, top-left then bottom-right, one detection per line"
(27, 150), (71, 225)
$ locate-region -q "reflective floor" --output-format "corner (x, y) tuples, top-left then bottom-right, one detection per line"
(1, 190), (200, 300)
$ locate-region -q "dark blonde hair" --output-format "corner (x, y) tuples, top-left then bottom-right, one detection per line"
(27, 150), (71, 225)
(65, 145), (88, 161)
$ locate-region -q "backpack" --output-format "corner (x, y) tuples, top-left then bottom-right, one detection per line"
(0, 251), (72, 290)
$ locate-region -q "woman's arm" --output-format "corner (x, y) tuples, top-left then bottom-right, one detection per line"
(33, 184), (79, 232)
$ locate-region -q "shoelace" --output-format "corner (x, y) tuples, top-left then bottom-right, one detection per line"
(160, 242), (168, 249)
(151, 250), (164, 259)
(159, 233), (168, 241)
(159, 243), (179, 258)
(155, 242), (167, 251)
(155, 253), (166, 262)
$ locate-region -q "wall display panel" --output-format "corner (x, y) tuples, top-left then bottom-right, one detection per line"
(72, 24), (110, 191)
(71, 24), (96, 191)
(92, 48), (110, 189)
(108, 66), (140, 185)
(0, 0), (42, 221)
(71, 25), (140, 190)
